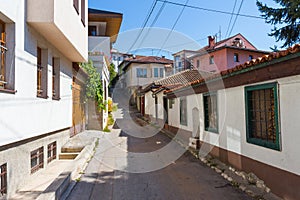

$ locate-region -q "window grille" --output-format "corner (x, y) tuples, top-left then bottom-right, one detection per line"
(245, 83), (280, 150)
(31, 147), (44, 174)
(0, 163), (7, 196)
(47, 142), (57, 163)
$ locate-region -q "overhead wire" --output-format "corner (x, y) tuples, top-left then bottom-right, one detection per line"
(156, 0), (190, 56)
(127, 0), (158, 53)
(225, 0), (238, 38)
(156, 0), (263, 19)
(228, 0), (244, 37)
(136, 0), (167, 50)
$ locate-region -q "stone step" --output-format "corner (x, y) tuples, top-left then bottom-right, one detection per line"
(59, 153), (79, 160)
(61, 147), (83, 153)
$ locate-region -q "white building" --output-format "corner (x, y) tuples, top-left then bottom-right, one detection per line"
(117, 55), (173, 105)
(0, 0), (88, 198)
(111, 49), (132, 72)
(87, 8), (122, 129)
(144, 45), (300, 200)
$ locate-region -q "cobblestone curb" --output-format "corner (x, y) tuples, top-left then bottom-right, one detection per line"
(187, 148), (281, 200)
(137, 114), (282, 200)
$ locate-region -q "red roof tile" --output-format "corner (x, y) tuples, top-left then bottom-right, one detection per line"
(154, 69), (213, 86)
(124, 55), (173, 65)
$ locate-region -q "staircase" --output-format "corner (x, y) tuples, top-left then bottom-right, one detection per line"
(59, 147), (84, 160)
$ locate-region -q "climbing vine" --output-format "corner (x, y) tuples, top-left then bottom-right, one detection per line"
(80, 60), (105, 110)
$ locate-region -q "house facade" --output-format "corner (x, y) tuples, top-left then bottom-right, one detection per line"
(87, 8), (122, 129)
(111, 49), (132, 72)
(189, 33), (269, 72)
(139, 69), (212, 121)
(117, 55), (173, 104)
(173, 50), (198, 73)
(145, 45), (300, 199)
(0, 0), (88, 198)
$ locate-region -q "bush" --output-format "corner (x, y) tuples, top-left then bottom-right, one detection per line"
(108, 98), (113, 113)
(108, 98), (118, 113)
(103, 126), (110, 132)
(107, 113), (114, 126)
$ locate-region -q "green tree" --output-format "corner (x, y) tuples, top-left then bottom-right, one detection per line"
(80, 60), (105, 110)
(108, 63), (117, 86)
(257, 0), (300, 48)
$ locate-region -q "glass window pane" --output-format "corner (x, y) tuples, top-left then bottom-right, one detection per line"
(154, 68), (158, 77)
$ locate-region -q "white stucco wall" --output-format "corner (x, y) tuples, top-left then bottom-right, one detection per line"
(145, 92), (154, 117)
(26, 0), (88, 62)
(166, 75), (300, 176)
(0, 2), (74, 146)
(125, 63), (167, 87)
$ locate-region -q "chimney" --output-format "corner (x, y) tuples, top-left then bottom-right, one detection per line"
(208, 36), (215, 48)
(162, 55), (165, 59)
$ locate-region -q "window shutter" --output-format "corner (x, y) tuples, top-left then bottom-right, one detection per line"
(81, 0), (85, 26)
(73, 0), (79, 14)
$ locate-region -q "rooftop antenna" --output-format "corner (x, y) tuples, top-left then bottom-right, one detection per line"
(219, 26), (222, 40)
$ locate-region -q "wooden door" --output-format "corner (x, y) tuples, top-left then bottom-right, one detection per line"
(140, 96), (145, 116)
(71, 78), (86, 136)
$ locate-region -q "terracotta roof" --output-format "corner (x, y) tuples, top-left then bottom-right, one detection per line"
(166, 44), (300, 94)
(154, 69), (213, 86)
(203, 33), (255, 51)
(124, 55), (173, 64)
(140, 69), (213, 94)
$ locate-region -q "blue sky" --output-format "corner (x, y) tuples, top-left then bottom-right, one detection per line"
(89, 0), (282, 56)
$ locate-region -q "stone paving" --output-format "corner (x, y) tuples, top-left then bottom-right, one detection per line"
(65, 105), (253, 200)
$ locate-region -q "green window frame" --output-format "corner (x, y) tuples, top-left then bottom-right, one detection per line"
(203, 92), (218, 133)
(245, 82), (281, 151)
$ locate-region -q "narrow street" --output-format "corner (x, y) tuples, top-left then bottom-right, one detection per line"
(65, 89), (251, 200)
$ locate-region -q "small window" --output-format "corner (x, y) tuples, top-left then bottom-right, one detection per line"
(245, 82), (280, 150)
(159, 68), (164, 77)
(73, 0), (79, 14)
(196, 60), (200, 68)
(0, 20), (15, 92)
(81, 0), (85, 26)
(136, 68), (147, 78)
(47, 141), (57, 163)
(0, 163), (7, 196)
(154, 68), (158, 77)
(31, 147), (44, 174)
(209, 56), (214, 65)
(0, 21), (8, 89)
(180, 97), (187, 126)
(169, 98), (175, 109)
(203, 92), (218, 133)
(249, 55), (253, 61)
(52, 58), (60, 100)
(175, 56), (182, 70)
(37, 47), (48, 98)
(88, 26), (97, 36)
(0, 21), (6, 90)
(234, 53), (239, 62)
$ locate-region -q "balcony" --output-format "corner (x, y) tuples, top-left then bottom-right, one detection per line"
(27, 0), (88, 62)
(88, 36), (111, 58)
